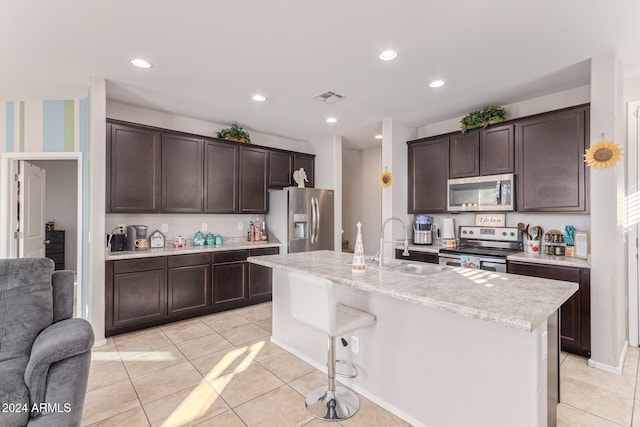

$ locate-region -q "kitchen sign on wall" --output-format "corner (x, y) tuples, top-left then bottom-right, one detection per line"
(474, 213), (506, 227)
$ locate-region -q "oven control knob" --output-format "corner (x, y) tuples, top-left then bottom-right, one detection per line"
(468, 231), (473, 234)
(510, 232), (515, 236)
(502, 231), (507, 236)
(463, 230), (467, 234)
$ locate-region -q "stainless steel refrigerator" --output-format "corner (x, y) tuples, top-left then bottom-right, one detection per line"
(267, 187), (334, 253)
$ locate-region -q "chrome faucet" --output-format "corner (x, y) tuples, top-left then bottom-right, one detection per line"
(378, 216), (410, 267)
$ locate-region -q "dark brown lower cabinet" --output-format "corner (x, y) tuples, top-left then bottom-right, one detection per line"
(507, 261), (590, 357)
(105, 247), (278, 337)
(212, 251), (250, 307)
(249, 247), (279, 300)
(167, 254), (211, 317)
(395, 249), (439, 264)
(106, 257), (168, 335)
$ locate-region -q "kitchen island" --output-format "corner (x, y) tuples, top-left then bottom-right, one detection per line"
(248, 250), (578, 427)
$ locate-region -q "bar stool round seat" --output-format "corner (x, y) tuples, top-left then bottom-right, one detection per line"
(288, 271), (376, 421)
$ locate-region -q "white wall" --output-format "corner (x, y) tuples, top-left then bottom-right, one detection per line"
(89, 77), (107, 345)
(381, 118), (416, 258)
(589, 52), (629, 371)
(417, 85), (591, 139)
(342, 146), (382, 255)
(312, 135), (343, 250)
(626, 75), (640, 103)
(342, 148), (361, 251)
(107, 101), (312, 153)
(31, 160), (78, 271)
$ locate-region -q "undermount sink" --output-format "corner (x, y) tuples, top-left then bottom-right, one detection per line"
(344, 258), (448, 276)
(387, 262), (449, 276)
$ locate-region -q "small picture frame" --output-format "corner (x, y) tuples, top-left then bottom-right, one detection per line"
(149, 229), (165, 248)
(574, 231), (590, 259)
(474, 213), (506, 227)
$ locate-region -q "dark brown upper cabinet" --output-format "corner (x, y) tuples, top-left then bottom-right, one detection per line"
(107, 122), (162, 213)
(106, 119), (315, 214)
(408, 136), (449, 213)
(449, 131), (480, 178)
(516, 106), (588, 212)
(480, 124), (515, 175)
(204, 139), (239, 213)
(239, 146), (269, 213)
(293, 153), (315, 188)
(269, 151), (293, 188)
(162, 133), (204, 213)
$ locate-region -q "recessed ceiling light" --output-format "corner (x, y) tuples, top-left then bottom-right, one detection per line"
(429, 80), (445, 88)
(130, 58), (152, 69)
(252, 94), (266, 102)
(326, 117), (338, 123)
(374, 134), (383, 139)
(379, 50), (398, 61)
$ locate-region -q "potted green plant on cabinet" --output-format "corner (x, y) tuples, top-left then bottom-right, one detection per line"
(217, 123), (251, 143)
(460, 105), (508, 133)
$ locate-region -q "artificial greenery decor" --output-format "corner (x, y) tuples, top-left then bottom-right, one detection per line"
(216, 123), (251, 143)
(460, 105), (508, 133)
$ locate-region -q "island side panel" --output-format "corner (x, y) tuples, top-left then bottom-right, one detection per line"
(272, 268), (551, 427)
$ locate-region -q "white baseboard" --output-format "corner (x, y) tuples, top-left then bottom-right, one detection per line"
(92, 338), (108, 348)
(587, 340), (628, 375)
(270, 336), (429, 427)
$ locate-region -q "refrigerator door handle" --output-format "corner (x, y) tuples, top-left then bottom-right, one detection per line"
(310, 197), (317, 244)
(314, 196), (320, 245)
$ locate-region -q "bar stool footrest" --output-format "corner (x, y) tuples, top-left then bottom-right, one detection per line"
(335, 359), (358, 378)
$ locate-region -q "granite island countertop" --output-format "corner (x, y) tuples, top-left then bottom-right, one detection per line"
(106, 240), (281, 261)
(248, 250), (578, 332)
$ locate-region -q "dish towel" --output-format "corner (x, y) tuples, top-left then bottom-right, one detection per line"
(461, 255), (481, 270)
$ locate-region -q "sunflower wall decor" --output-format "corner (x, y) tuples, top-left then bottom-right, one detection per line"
(379, 169), (393, 188)
(584, 133), (623, 169)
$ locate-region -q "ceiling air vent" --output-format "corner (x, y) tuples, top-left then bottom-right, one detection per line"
(313, 90), (346, 104)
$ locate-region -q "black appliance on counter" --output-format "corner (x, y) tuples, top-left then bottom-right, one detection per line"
(438, 226), (522, 272)
(126, 225), (149, 251)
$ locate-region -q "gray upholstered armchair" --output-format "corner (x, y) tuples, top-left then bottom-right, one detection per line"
(0, 258), (94, 427)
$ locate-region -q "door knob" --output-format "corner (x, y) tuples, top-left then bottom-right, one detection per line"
(43, 240), (51, 245)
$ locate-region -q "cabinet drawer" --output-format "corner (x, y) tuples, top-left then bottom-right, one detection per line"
(46, 231), (65, 243)
(507, 261), (580, 282)
(46, 253), (65, 264)
(46, 243), (65, 254)
(212, 250), (250, 264)
(114, 257), (166, 274)
(168, 253), (210, 268)
(250, 247), (279, 257)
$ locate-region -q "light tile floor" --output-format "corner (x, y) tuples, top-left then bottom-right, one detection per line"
(84, 302), (640, 426)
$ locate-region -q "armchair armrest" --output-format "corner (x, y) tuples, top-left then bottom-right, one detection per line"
(24, 318), (94, 407)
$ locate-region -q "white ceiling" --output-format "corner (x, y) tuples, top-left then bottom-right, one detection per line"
(2, 1), (640, 150)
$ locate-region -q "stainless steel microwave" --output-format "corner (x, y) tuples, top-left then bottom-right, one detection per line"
(447, 173), (515, 212)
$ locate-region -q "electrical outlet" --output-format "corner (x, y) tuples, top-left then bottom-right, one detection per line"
(201, 222), (207, 231)
(161, 223), (169, 233)
(237, 222), (243, 231)
(350, 335), (360, 354)
(117, 224), (125, 233)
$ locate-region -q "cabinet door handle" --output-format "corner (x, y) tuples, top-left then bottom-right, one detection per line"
(43, 240), (51, 245)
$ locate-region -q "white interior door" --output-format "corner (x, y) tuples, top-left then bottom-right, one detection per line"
(628, 101), (640, 346)
(18, 161), (46, 258)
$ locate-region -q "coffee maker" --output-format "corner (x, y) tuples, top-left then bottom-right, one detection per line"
(413, 215), (433, 245)
(126, 225), (149, 251)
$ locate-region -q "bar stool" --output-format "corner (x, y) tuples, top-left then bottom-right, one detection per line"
(288, 271), (376, 421)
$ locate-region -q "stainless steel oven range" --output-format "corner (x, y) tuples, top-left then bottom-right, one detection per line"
(438, 226), (522, 273)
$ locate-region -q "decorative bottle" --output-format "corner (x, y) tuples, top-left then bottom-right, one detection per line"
(352, 222), (366, 273)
